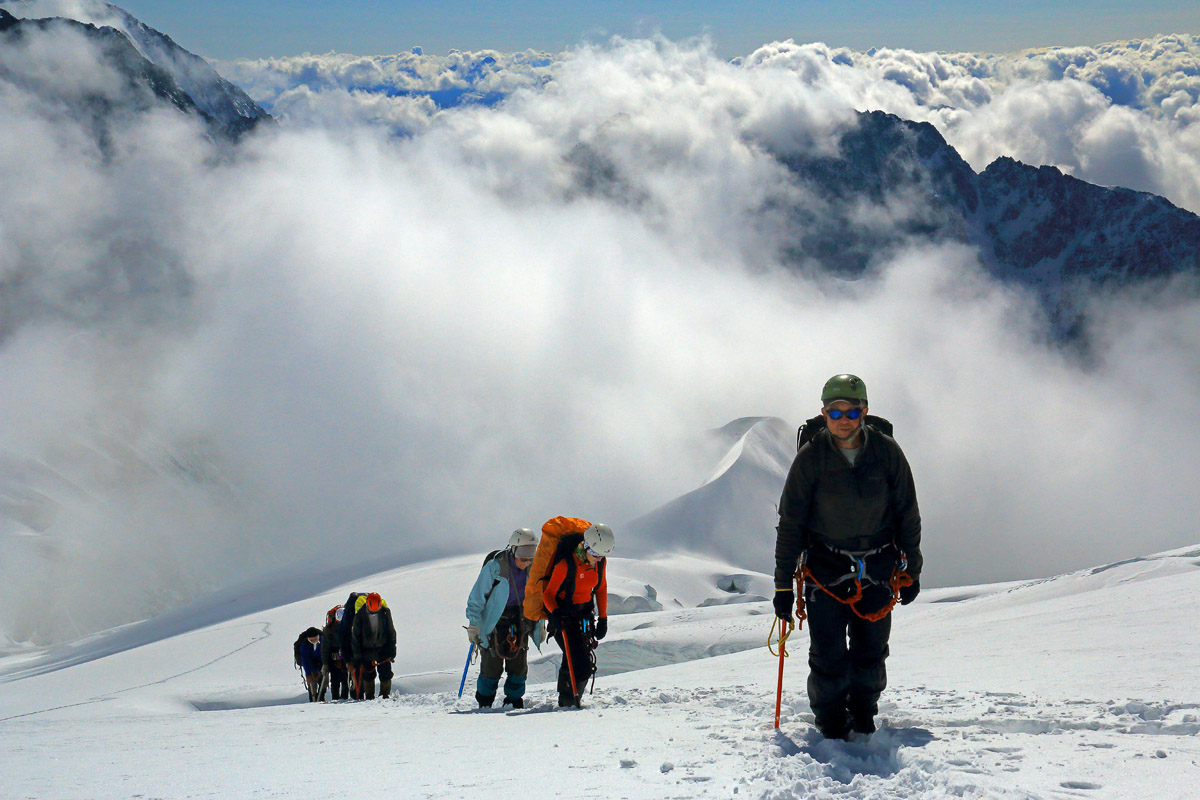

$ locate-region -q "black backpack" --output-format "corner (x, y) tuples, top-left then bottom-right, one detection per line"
(796, 414), (894, 451)
(550, 533), (606, 608)
(337, 592), (364, 648)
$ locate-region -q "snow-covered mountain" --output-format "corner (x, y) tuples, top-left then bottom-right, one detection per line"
(0, 0), (270, 139)
(2, 545), (1196, 798)
(624, 417), (796, 569)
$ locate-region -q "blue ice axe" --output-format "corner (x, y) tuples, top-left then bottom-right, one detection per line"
(457, 642), (475, 698)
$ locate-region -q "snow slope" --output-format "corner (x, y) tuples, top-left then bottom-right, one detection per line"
(624, 417), (795, 566)
(2, 547), (1199, 799)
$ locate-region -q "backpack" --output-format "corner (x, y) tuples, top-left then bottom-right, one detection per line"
(325, 605), (342, 628)
(480, 549), (511, 602)
(337, 592), (364, 649)
(522, 516), (591, 621)
(796, 414), (894, 451)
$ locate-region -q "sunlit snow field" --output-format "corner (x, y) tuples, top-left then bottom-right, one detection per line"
(3, 547), (1198, 799)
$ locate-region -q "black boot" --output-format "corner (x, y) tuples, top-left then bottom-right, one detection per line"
(502, 697), (523, 709)
(558, 692), (574, 708)
(476, 691), (495, 708)
(379, 679), (391, 699)
(850, 712), (876, 735)
(816, 709), (852, 741)
(848, 697), (878, 735)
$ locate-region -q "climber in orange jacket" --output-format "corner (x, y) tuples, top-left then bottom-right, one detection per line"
(542, 523), (614, 707)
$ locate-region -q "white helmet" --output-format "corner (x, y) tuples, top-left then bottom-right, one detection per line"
(508, 528), (536, 548)
(583, 523), (615, 556)
(508, 528), (537, 559)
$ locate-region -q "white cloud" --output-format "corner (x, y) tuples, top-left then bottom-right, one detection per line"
(740, 35), (1200, 213)
(223, 33), (1200, 212)
(2, 31), (1200, 642)
(269, 84), (438, 135)
(213, 48), (558, 127)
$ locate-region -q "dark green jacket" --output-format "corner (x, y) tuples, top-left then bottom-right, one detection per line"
(774, 424), (922, 589)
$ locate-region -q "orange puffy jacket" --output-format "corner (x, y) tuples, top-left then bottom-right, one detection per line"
(543, 552), (608, 617)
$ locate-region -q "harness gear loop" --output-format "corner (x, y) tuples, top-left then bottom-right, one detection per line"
(799, 547), (914, 623)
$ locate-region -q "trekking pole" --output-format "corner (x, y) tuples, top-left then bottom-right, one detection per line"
(457, 643), (475, 699)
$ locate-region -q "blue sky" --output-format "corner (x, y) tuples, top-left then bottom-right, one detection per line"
(119, 0), (1200, 59)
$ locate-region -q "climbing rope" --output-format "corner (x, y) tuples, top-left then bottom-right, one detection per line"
(767, 615), (793, 658)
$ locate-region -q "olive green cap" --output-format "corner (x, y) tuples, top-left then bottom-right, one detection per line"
(821, 374), (867, 406)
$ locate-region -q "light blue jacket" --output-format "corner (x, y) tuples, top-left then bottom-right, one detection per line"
(466, 552), (545, 650)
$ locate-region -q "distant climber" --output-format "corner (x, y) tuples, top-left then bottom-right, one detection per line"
(320, 605), (349, 701)
(350, 592), (397, 700)
(294, 626), (323, 702)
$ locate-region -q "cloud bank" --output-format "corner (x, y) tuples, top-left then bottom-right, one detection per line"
(220, 34), (1200, 215)
(2, 28), (1199, 644)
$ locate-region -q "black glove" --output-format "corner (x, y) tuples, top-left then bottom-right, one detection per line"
(899, 579), (920, 605)
(547, 610), (562, 638)
(773, 589), (794, 621)
(594, 617), (608, 640)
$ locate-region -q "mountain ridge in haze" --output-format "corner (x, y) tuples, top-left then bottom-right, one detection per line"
(0, 0), (271, 139)
(769, 109), (1200, 324)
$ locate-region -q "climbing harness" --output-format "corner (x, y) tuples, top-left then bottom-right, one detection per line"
(768, 547), (912, 728)
(796, 546), (914, 623)
(495, 618), (526, 660)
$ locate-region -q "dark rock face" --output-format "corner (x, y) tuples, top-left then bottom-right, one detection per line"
(769, 109), (1200, 309)
(773, 111), (978, 276)
(977, 156), (1200, 284)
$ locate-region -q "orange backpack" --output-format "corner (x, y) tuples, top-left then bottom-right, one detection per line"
(522, 516), (591, 621)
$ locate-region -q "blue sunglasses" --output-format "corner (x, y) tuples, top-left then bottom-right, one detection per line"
(825, 408), (863, 421)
